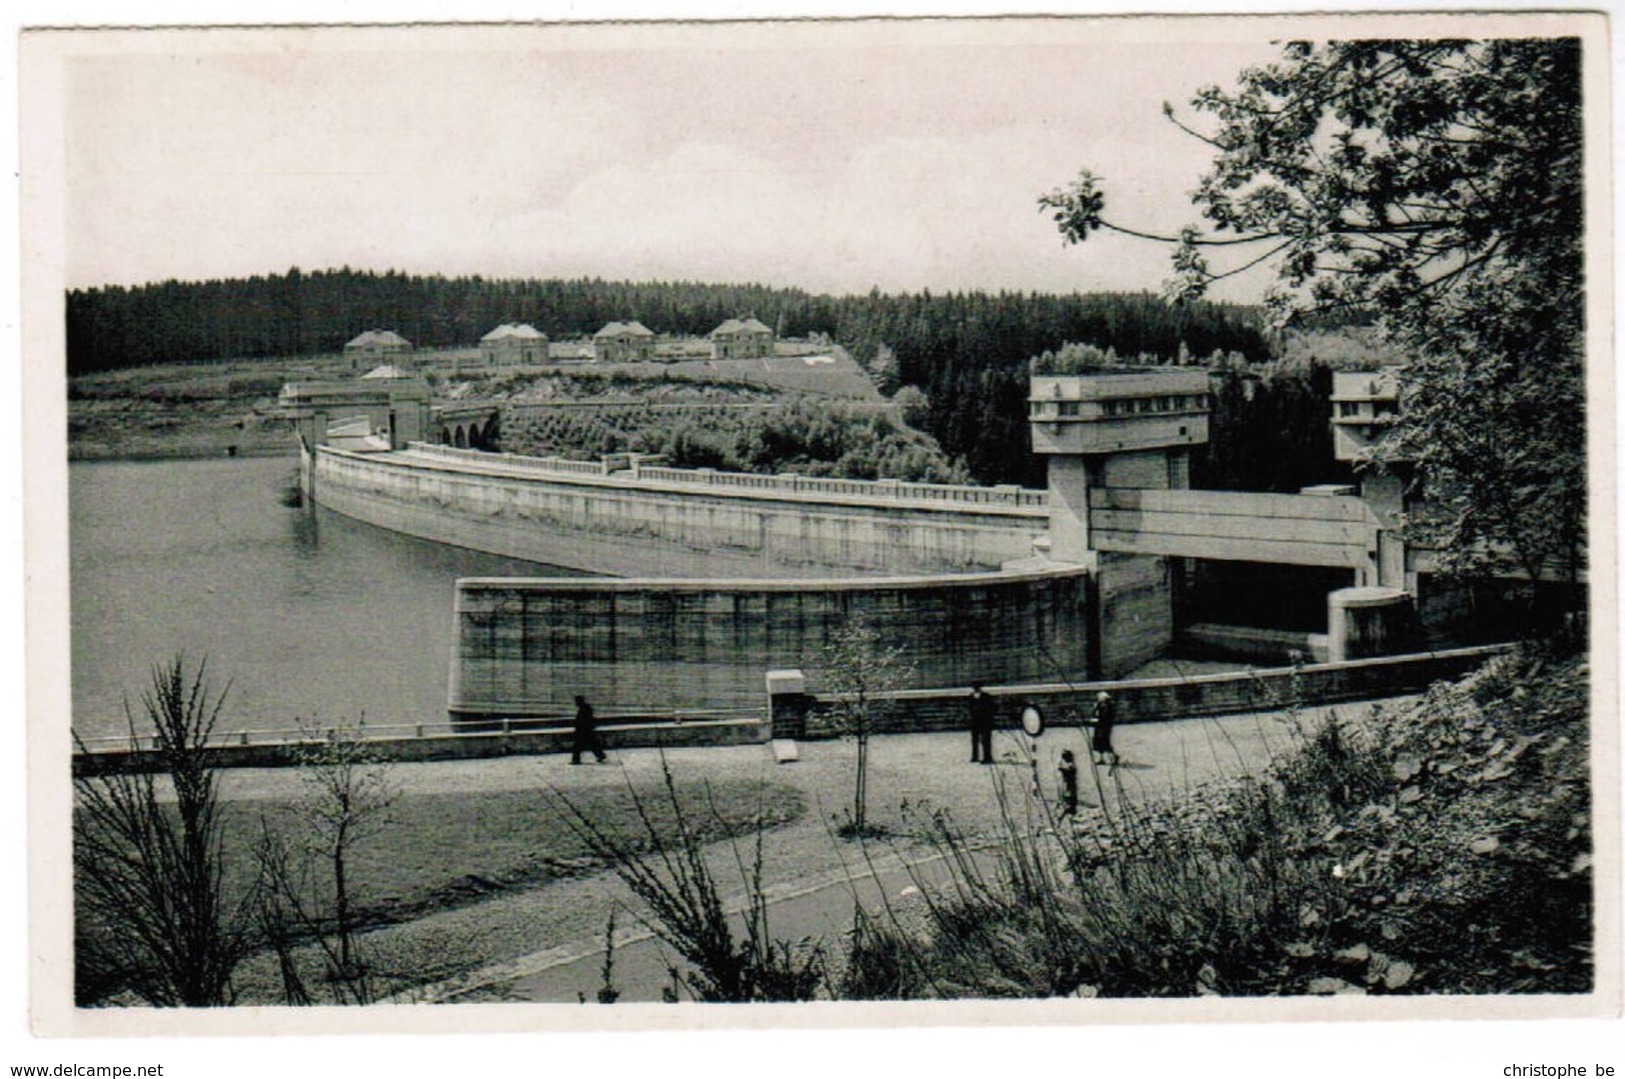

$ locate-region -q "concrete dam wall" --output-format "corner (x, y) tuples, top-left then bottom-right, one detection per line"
(447, 567), (1094, 721)
(312, 444), (1047, 578)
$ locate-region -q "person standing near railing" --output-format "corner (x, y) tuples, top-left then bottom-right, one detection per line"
(968, 683), (996, 765)
(1089, 691), (1118, 769)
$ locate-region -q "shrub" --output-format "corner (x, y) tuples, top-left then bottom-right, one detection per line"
(553, 757), (824, 1003)
(73, 657), (253, 1006)
(836, 649), (1590, 998)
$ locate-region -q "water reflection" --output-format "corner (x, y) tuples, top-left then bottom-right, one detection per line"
(288, 501), (320, 559)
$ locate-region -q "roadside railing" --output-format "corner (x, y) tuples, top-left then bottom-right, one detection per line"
(72, 705), (767, 757)
(777, 643), (1513, 739)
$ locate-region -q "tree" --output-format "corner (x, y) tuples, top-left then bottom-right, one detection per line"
(892, 384), (930, 430)
(254, 723), (398, 1005)
(867, 343), (901, 395)
(817, 613), (915, 837)
(1042, 38), (1586, 588)
(73, 657), (252, 1006)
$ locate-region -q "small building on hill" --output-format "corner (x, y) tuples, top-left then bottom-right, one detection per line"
(344, 329), (413, 370)
(360, 363), (412, 381)
(710, 316), (775, 360)
(479, 323), (549, 368)
(593, 321), (657, 363)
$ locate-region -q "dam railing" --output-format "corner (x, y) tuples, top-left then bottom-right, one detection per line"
(404, 442), (612, 476)
(400, 441), (1047, 509)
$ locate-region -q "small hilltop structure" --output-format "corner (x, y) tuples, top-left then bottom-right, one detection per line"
(592, 321), (656, 363)
(343, 329), (413, 370)
(710, 316), (775, 359)
(477, 323), (549, 369)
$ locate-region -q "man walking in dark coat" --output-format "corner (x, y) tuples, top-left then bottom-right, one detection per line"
(571, 694), (607, 764)
(968, 683), (996, 764)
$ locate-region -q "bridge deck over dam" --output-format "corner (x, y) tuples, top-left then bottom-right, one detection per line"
(1089, 487), (1382, 571)
(311, 441), (1050, 578)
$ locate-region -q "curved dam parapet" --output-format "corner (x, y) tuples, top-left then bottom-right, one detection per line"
(312, 442), (1048, 578)
(447, 566), (1094, 721)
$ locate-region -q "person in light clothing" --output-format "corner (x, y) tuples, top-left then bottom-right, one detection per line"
(1090, 691), (1118, 768)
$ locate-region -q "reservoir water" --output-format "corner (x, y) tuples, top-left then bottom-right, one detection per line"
(70, 455), (583, 742)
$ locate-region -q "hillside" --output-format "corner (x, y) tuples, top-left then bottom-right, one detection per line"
(437, 348), (881, 404)
(67, 358), (325, 460)
(65, 346), (896, 467)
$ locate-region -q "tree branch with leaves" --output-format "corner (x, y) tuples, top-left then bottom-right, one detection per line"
(1042, 37), (1586, 591)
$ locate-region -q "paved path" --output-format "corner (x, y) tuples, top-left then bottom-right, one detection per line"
(330, 699), (1399, 1005)
(500, 852), (953, 1003)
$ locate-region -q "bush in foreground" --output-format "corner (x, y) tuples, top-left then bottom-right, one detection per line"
(836, 646), (1590, 998)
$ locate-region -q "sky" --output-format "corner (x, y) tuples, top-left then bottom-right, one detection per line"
(42, 20), (1295, 298)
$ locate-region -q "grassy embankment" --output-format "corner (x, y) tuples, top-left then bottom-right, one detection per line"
(76, 775), (806, 1005)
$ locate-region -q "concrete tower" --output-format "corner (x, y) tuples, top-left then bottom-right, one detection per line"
(1029, 367), (1212, 562)
(1028, 366), (1212, 675)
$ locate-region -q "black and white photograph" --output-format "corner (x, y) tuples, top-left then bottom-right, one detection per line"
(10, 6), (1620, 1072)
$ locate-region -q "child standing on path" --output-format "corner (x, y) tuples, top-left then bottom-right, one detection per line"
(1057, 749), (1079, 817)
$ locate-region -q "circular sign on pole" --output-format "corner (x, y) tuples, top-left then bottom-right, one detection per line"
(1019, 703), (1045, 739)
